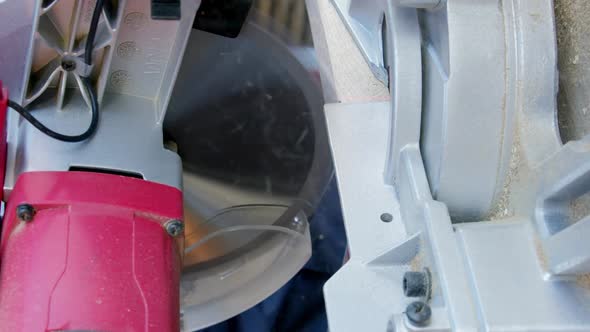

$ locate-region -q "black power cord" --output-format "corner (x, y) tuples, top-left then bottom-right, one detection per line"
(8, 0), (105, 143)
(85, 0), (104, 66)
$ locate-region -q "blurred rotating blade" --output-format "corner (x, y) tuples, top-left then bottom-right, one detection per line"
(165, 13), (332, 330)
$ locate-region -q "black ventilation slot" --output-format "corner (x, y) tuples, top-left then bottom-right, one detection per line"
(69, 166), (144, 179)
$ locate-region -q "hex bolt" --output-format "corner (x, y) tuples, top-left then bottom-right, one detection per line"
(16, 204), (35, 222)
(164, 219), (184, 237)
(61, 59), (77, 72)
(403, 269), (431, 298)
(406, 301), (432, 326)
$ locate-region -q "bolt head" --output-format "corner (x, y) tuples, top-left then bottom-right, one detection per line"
(164, 219), (184, 237)
(61, 59), (77, 72)
(406, 301), (432, 326)
(380, 213), (393, 223)
(16, 204), (35, 222)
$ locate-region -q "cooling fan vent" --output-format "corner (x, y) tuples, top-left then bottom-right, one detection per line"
(25, 0), (124, 110)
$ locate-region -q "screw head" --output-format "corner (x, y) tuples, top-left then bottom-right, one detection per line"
(61, 59), (77, 72)
(16, 204), (35, 222)
(406, 301), (431, 326)
(291, 215), (305, 228)
(380, 213), (393, 223)
(164, 219), (184, 237)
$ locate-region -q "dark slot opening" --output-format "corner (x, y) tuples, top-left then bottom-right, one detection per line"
(69, 166), (144, 179)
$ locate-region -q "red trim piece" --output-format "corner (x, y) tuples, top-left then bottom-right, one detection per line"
(0, 81), (8, 201)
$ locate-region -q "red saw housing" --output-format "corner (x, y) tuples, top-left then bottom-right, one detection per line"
(0, 171), (183, 331)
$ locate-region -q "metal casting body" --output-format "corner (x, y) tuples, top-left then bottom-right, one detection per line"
(321, 0), (590, 331)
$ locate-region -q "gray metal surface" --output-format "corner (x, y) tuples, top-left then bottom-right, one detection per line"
(323, 102), (406, 332)
(331, 0), (422, 185)
(6, 94), (183, 187)
(418, 0), (515, 220)
(0, 0), (200, 192)
(330, 0), (389, 84)
(314, 0), (590, 330)
(456, 221), (590, 331)
(328, 0), (569, 219)
(22, 0), (120, 108)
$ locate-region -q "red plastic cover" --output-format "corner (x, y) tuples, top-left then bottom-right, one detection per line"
(0, 171), (183, 331)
